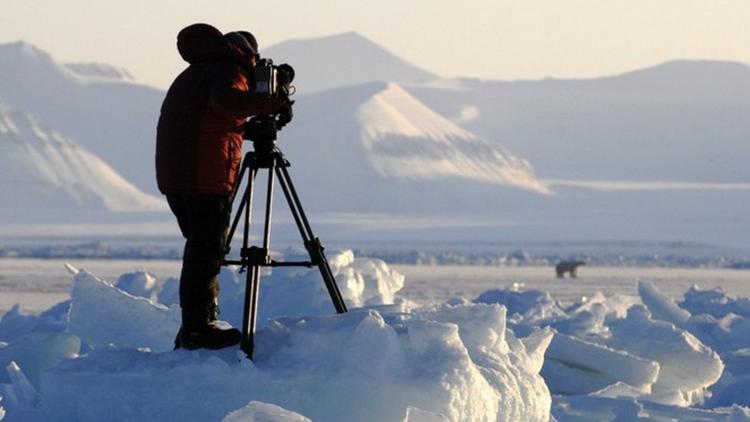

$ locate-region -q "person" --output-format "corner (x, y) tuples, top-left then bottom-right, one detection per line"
(155, 23), (283, 350)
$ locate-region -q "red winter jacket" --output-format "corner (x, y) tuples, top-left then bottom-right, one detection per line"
(155, 24), (279, 195)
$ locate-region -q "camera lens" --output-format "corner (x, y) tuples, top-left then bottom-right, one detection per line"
(277, 64), (295, 86)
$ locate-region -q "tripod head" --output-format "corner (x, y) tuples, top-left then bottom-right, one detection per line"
(243, 102), (293, 154)
(244, 116), (277, 154)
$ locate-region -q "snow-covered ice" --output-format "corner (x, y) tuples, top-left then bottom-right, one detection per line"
(475, 278), (750, 420)
(1, 251), (750, 421)
(0, 251), (552, 421)
(222, 401), (312, 422)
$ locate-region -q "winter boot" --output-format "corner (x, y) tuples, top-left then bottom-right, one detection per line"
(177, 323), (241, 350)
(174, 300), (241, 350)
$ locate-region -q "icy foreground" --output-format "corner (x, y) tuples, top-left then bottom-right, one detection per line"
(2, 252), (750, 421)
(0, 251), (551, 421)
(475, 281), (750, 421)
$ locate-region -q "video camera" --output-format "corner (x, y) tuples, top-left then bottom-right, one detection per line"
(254, 59), (295, 99)
(244, 59), (295, 151)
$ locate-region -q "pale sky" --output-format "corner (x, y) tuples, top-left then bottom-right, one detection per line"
(1, 0), (749, 89)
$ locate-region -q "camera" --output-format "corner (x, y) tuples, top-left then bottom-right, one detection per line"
(245, 59), (295, 151)
(253, 59), (295, 99)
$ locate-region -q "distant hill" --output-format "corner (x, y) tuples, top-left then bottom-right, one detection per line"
(587, 60), (750, 95)
(63, 62), (136, 82)
(0, 41), (163, 194)
(275, 81), (548, 215)
(0, 104), (164, 211)
(405, 60), (750, 183)
(263, 32), (436, 95)
(355, 83), (548, 193)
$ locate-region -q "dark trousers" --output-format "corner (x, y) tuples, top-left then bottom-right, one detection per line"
(166, 194), (232, 327)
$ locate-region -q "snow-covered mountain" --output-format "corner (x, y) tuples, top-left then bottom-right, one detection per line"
(263, 32), (436, 94)
(4, 36), (748, 199)
(0, 41), (163, 194)
(405, 60), (750, 184)
(63, 62), (135, 82)
(273, 81), (549, 216)
(355, 83), (549, 193)
(0, 39), (546, 213)
(1, 36), (748, 246)
(0, 104), (165, 211)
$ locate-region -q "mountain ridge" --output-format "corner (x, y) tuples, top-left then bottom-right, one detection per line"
(0, 104), (165, 211)
(355, 83), (549, 194)
(0, 40), (164, 193)
(263, 31), (437, 95)
(0, 38), (748, 246)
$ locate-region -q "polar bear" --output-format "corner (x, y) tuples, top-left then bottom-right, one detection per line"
(556, 260), (585, 278)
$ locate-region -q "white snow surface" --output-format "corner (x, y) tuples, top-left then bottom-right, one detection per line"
(0, 104), (165, 211)
(2, 252), (750, 420)
(222, 401), (312, 422)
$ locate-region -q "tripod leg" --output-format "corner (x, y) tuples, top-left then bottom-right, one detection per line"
(309, 239), (348, 314)
(227, 168), (258, 253)
(241, 265), (261, 356)
(242, 163), (276, 359)
(237, 168), (259, 356)
(275, 164), (348, 314)
(243, 169), (259, 251)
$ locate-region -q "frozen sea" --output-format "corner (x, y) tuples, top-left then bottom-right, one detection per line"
(2, 258), (748, 315)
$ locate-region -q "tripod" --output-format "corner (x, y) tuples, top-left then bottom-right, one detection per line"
(222, 142), (348, 359)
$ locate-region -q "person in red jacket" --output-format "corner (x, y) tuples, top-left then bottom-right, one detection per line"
(155, 24), (282, 350)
